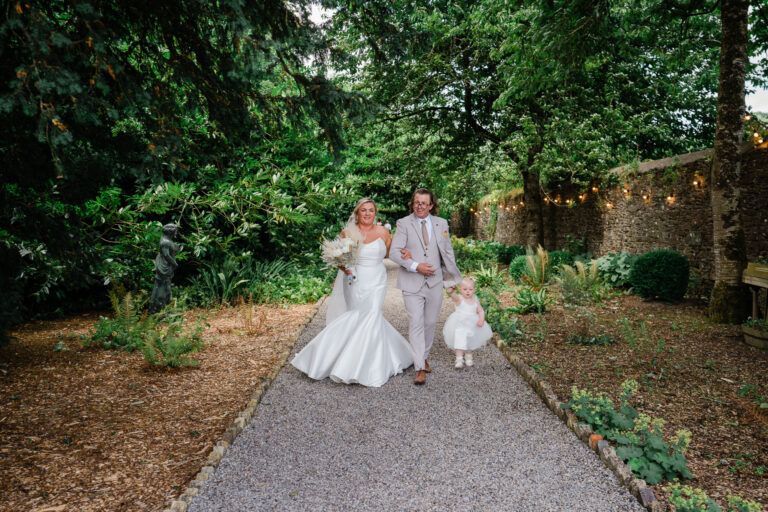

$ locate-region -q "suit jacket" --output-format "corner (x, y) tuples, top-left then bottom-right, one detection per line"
(389, 213), (462, 293)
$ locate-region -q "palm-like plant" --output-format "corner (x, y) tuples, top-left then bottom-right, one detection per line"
(522, 245), (550, 290)
(556, 261), (604, 305)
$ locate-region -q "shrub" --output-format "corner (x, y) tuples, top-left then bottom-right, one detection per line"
(521, 245), (550, 290)
(186, 257), (295, 306)
(595, 252), (636, 288)
(497, 244), (526, 264)
(508, 254), (529, 280)
(629, 249), (690, 301)
(86, 286), (156, 351)
(555, 261), (604, 304)
(477, 289), (524, 345)
(665, 483), (764, 512)
(563, 380), (693, 485)
(141, 315), (206, 368)
(548, 250), (575, 272)
(513, 286), (549, 314)
(473, 263), (504, 290)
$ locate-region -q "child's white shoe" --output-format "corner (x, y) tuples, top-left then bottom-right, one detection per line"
(454, 356), (464, 369)
(464, 354), (474, 367)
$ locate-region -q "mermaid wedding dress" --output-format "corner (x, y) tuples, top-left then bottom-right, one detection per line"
(291, 238), (414, 387)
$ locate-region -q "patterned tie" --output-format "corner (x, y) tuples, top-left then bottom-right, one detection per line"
(421, 219), (429, 246)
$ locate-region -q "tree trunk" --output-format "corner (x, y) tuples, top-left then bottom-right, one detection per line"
(708, 0), (749, 323)
(522, 170), (545, 248)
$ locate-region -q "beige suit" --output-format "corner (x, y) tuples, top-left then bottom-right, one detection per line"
(389, 214), (462, 371)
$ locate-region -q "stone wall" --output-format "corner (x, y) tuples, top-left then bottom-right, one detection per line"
(466, 146), (768, 280)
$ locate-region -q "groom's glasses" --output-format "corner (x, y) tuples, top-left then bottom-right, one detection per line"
(413, 201), (431, 207)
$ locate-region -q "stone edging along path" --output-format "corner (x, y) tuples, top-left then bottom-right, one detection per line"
(161, 297), (328, 512)
(162, 296), (662, 512)
(493, 337), (664, 512)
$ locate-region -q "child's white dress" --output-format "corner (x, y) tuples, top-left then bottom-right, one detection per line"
(443, 297), (493, 351)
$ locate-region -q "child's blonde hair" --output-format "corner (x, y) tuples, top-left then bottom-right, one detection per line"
(459, 277), (476, 290)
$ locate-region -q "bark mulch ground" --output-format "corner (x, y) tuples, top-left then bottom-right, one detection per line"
(500, 290), (768, 509)
(0, 303), (315, 512)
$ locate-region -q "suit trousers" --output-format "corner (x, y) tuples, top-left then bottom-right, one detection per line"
(402, 282), (444, 371)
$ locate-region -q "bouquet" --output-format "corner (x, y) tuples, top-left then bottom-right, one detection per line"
(321, 236), (360, 285)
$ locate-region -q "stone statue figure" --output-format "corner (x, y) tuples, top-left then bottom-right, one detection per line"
(149, 223), (179, 313)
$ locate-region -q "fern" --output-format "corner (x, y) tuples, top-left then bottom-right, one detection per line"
(556, 261), (604, 304)
(142, 319), (205, 368)
(86, 286), (154, 351)
(521, 245), (549, 290)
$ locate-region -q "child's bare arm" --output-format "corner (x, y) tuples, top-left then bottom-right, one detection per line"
(476, 302), (485, 326)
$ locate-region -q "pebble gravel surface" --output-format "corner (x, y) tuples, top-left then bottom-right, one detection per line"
(188, 260), (645, 512)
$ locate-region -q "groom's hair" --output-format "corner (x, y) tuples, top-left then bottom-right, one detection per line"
(409, 188), (438, 215)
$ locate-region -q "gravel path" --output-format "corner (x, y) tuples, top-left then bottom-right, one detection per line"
(188, 261), (644, 512)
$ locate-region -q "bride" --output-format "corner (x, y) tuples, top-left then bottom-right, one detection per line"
(291, 198), (414, 387)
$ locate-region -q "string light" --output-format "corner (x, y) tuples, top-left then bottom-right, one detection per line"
(745, 114), (751, 121)
(606, 202), (613, 209)
(592, 186), (599, 193)
(642, 193), (649, 200)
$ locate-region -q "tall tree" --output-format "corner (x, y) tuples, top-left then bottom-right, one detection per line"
(708, 0), (750, 323)
(323, 0), (720, 245)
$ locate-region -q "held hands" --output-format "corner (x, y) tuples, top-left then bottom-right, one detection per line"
(339, 266), (353, 276)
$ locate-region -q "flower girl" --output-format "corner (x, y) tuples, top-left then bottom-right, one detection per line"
(443, 277), (493, 369)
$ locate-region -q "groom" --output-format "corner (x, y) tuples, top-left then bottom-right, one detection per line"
(390, 188), (462, 385)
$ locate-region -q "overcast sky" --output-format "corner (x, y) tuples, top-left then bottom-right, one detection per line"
(747, 89), (768, 113)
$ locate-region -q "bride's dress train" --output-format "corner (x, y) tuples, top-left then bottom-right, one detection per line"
(291, 238), (414, 387)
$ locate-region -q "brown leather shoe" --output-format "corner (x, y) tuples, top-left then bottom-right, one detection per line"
(424, 360), (431, 373)
(414, 370), (426, 385)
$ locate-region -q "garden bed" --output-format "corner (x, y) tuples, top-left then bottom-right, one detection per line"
(0, 303), (316, 512)
(500, 292), (768, 508)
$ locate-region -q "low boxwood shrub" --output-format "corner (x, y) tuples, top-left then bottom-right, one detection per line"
(629, 249), (690, 301)
(508, 254), (529, 280)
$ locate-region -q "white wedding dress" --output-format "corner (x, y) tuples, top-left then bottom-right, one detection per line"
(291, 238), (414, 387)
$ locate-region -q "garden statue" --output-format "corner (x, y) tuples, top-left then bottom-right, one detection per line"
(149, 223), (179, 313)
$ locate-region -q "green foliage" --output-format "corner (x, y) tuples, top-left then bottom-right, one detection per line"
(185, 256), (331, 306)
(477, 289), (524, 345)
(141, 316), (206, 368)
(666, 483), (764, 512)
(86, 287), (155, 351)
(473, 263), (504, 291)
(513, 286), (549, 314)
(555, 261), (605, 305)
(743, 317), (768, 331)
(451, 237), (523, 272)
(629, 250), (690, 301)
(255, 267), (333, 304)
(521, 246), (550, 290)
(595, 252), (636, 288)
(563, 380), (693, 485)
(666, 483), (724, 512)
(548, 250), (575, 272)
(508, 255), (530, 281)
(726, 496), (764, 512)
(568, 333), (618, 346)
